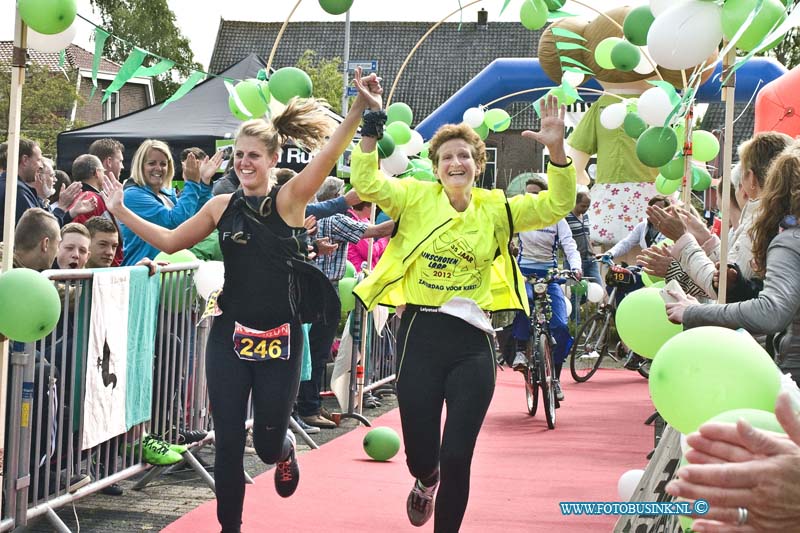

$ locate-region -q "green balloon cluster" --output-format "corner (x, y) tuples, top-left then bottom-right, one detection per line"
(636, 127), (678, 168)
(474, 122), (489, 140)
(692, 165), (712, 191)
(655, 174), (681, 195)
(722, 0), (787, 52)
(155, 249), (198, 310)
(484, 108), (511, 132)
(520, 0), (549, 31)
(18, 0), (77, 35)
(615, 288), (683, 359)
(611, 41), (641, 72)
(363, 426), (401, 461)
(594, 37), (623, 70)
(623, 5), (655, 46)
(229, 79), (270, 120)
(318, 0), (354, 15)
(623, 113), (647, 139)
(377, 133), (395, 159)
(387, 102), (414, 126)
(386, 122), (412, 146)
(660, 156), (685, 181)
(269, 67), (313, 104)
(0, 268), (61, 342)
(649, 327), (782, 434)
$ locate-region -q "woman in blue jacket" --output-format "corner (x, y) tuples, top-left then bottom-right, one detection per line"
(120, 139), (220, 265)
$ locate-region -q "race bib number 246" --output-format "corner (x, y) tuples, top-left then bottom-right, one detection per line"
(233, 321), (291, 362)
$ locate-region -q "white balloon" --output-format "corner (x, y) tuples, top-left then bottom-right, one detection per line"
(564, 294), (573, 317)
(637, 87), (674, 127)
(647, 0), (723, 71)
(600, 102), (628, 130)
(462, 107), (485, 128)
(649, 0), (688, 17)
(27, 23), (77, 53)
(380, 149), (409, 176)
(194, 261), (225, 301)
(618, 469), (646, 501)
(561, 70), (585, 88)
(587, 282), (605, 304)
(633, 47), (655, 75)
(400, 130), (425, 157)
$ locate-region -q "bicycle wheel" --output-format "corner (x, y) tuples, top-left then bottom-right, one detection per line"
(538, 334), (556, 429)
(569, 312), (608, 383)
(524, 336), (539, 416)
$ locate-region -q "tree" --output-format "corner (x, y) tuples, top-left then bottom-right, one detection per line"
(0, 62), (84, 157)
(295, 50), (344, 114)
(766, 1), (800, 69)
(89, 0), (202, 103)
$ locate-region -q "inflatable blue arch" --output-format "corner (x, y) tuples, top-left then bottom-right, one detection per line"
(416, 58), (787, 139)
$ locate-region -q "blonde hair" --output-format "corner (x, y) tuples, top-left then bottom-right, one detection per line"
(235, 97), (334, 157)
(61, 222), (91, 240)
(750, 148), (800, 275)
(428, 123), (487, 175)
(130, 139), (175, 188)
(738, 131), (793, 189)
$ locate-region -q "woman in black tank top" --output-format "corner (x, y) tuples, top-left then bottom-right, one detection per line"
(100, 69), (384, 533)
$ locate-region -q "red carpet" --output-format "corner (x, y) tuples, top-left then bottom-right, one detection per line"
(163, 369), (653, 533)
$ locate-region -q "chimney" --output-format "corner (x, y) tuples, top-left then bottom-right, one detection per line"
(477, 8), (488, 30)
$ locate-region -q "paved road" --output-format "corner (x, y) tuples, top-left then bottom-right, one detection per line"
(16, 395), (397, 533)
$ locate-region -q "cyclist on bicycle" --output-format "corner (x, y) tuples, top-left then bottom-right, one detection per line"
(511, 177), (582, 401)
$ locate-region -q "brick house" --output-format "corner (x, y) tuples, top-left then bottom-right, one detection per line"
(0, 42), (154, 126)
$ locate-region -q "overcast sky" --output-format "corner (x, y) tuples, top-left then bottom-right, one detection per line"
(1, 0), (634, 69)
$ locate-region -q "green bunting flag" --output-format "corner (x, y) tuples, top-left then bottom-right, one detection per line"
(133, 59), (175, 78)
(103, 47), (148, 103)
(90, 27), (110, 99)
(161, 71), (206, 109)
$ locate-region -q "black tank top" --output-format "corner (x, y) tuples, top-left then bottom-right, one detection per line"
(216, 186), (307, 330)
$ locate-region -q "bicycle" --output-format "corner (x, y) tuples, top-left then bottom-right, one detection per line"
(568, 259), (651, 383)
(518, 268), (581, 430)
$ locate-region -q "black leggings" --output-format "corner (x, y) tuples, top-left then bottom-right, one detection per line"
(396, 310), (496, 533)
(206, 315), (303, 533)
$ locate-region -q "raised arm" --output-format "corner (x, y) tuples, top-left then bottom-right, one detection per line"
(280, 68), (384, 214)
(102, 174), (221, 254)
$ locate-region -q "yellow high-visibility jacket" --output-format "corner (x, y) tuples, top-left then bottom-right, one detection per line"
(349, 143), (576, 314)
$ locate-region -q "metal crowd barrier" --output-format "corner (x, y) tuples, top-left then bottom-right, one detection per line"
(1, 264), (210, 532)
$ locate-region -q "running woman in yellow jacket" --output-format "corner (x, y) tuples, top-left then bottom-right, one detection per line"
(350, 76), (576, 532)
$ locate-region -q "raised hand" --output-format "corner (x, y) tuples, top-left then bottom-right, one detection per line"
(521, 95), (566, 164)
(637, 245), (672, 277)
(199, 151), (225, 185)
(647, 204), (687, 241)
(352, 66), (383, 111)
(59, 182), (83, 210)
(183, 152), (201, 183)
(71, 192), (98, 217)
(304, 214), (318, 236)
(101, 174), (125, 216)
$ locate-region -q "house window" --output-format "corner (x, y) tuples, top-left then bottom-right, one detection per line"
(103, 91), (119, 121)
(479, 147), (497, 189)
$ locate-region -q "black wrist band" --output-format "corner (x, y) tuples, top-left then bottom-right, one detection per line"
(361, 109), (387, 139)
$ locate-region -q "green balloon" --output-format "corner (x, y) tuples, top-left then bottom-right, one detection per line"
(386, 102), (414, 126)
(656, 174), (681, 195)
(615, 288), (683, 359)
(649, 326), (782, 434)
(155, 249), (198, 310)
(678, 514), (694, 533)
(229, 79), (269, 120)
(420, 142), (430, 159)
(547, 87), (577, 107)
(0, 268), (61, 342)
(651, 280), (666, 289)
(707, 408), (786, 435)
(692, 130), (720, 162)
(18, 0), (77, 35)
(722, 0), (787, 52)
(692, 166), (712, 191)
(269, 67), (313, 104)
(362, 426), (401, 461)
(594, 37), (623, 70)
(572, 279), (588, 297)
(519, 0), (549, 31)
(410, 160), (436, 182)
(386, 122), (412, 146)
(484, 108), (511, 132)
(474, 122), (489, 140)
(623, 112), (647, 139)
(660, 156), (686, 181)
(344, 261), (356, 279)
(338, 277), (357, 312)
(611, 40), (641, 72)
(318, 0), (353, 15)
(636, 127), (678, 168)
(377, 132), (395, 159)
(641, 271), (664, 287)
(623, 5), (655, 46)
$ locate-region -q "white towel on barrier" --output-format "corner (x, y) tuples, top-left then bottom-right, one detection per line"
(82, 269), (129, 450)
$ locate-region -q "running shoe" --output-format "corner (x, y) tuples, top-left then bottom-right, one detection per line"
(406, 478), (437, 527)
(274, 430), (300, 498)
